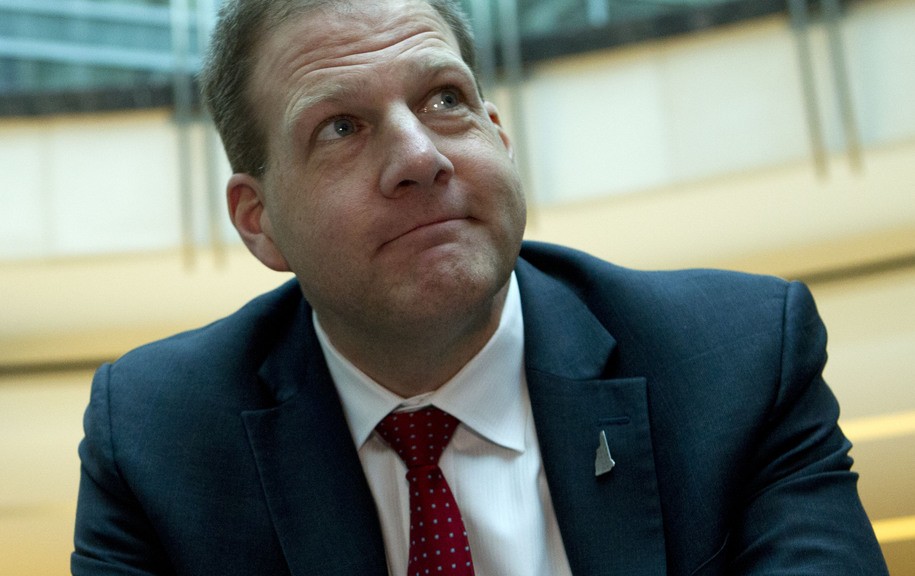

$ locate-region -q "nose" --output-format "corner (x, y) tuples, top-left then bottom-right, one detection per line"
(379, 109), (454, 198)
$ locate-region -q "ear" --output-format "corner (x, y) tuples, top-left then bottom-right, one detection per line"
(227, 173), (291, 272)
(484, 101), (514, 160)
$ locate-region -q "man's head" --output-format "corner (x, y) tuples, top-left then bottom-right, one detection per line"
(202, 0), (526, 372)
(200, 0), (480, 177)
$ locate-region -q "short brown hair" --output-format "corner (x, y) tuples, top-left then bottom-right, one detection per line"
(199, 0), (478, 176)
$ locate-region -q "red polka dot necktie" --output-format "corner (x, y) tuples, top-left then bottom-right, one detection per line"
(375, 407), (475, 576)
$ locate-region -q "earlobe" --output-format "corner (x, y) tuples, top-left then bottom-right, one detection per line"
(226, 173), (291, 272)
(484, 101), (514, 160)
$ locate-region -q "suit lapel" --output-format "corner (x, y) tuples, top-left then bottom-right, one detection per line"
(517, 259), (667, 575)
(241, 300), (388, 576)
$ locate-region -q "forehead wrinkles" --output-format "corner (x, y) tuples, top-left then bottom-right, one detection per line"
(283, 46), (468, 131)
(257, 0), (459, 93)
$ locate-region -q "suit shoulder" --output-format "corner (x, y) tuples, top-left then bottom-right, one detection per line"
(104, 279), (303, 393)
(517, 241), (813, 365)
(519, 240), (792, 308)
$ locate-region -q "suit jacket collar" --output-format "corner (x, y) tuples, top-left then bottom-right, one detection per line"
(242, 296), (389, 576)
(516, 257), (668, 575)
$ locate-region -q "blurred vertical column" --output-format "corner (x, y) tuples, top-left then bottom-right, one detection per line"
(822, 0), (863, 172)
(788, 0), (829, 177)
(171, 0), (226, 267)
(170, 0), (197, 266)
(197, 0), (227, 265)
(788, 0), (863, 177)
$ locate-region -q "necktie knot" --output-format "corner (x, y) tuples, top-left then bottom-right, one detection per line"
(375, 406), (459, 469)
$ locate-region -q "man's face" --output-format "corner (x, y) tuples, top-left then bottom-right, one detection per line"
(235, 0), (526, 340)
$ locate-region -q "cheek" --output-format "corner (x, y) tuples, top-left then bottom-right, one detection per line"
(480, 153), (526, 240)
(288, 190), (377, 269)
(456, 127), (518, 181)
(465, 149), (524, 209)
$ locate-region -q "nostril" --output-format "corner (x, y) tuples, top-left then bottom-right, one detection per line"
(434, 168), (451, 184)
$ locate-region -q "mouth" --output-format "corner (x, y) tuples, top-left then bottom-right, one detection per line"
(380, 216), (470, 251)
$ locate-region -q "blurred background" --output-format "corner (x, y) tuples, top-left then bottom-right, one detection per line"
(1, 0), (913, 573)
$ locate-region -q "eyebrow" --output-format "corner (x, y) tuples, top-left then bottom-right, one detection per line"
(283, 53), (473, 135)
(285, 76), (370, 132)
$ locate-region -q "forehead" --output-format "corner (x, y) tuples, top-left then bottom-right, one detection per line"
(250, 0), (464, 109)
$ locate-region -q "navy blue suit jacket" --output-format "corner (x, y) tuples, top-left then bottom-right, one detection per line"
(72, 242), (888, 575)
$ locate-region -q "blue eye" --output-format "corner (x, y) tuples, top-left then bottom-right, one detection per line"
(317, 117), (358, 141)
(426, 89), (461, 112)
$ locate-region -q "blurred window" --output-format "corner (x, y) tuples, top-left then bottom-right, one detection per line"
(0, 0), (201, 116)
(467, 0), (789, 64)
(0, 0), (816, 117)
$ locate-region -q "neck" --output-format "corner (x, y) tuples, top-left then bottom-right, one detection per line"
(317, 285), (509, 398)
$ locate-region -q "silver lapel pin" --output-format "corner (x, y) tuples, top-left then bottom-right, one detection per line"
(595, 430), (616, 477)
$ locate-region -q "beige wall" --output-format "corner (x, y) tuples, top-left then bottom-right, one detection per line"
(1, 1), (914, 573)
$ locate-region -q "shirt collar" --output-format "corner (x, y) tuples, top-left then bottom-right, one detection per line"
(315, 272), (527, 454)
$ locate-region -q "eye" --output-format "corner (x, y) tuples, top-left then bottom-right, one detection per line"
(316, 117), (358, 141)
(423, 88), (462, 112)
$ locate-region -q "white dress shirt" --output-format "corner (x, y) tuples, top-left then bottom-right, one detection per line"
(314, 273), (573, 576)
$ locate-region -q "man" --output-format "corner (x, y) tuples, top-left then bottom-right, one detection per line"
(72, 0), (888, 574)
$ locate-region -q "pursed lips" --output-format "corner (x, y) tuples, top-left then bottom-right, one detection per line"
(379, 215), (470, 250)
